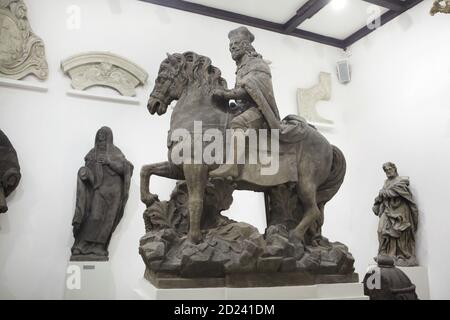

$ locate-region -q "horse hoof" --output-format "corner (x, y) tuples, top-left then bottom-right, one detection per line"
(187, 232), (202, 244)
(289, 230), (305, 244)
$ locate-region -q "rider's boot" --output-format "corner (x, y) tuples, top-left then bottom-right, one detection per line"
(209, 129), (245, 180)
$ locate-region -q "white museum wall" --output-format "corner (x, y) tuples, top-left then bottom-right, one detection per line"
(324, 0), (450, 300)
(0, 0), (342, 299)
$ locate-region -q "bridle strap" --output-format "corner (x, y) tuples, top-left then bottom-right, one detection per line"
(150, 76), (174, 106)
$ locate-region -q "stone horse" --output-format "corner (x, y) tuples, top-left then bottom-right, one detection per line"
(141, 52), (346, 244)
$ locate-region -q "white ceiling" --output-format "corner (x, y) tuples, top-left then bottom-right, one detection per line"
(300, 1), (389, 40)
(185, 0), (310, 24)
(184, 0), (390, 40)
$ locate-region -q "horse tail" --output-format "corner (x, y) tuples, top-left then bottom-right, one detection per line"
(316, 145), (346, 205)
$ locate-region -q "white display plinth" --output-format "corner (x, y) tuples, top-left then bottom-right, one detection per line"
(64, 261), (115, 300)
(398, 266), (430, 300)
(133, 278), (368, 300)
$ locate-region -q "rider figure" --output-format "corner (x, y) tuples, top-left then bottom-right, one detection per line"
(210, 26), (281, 179)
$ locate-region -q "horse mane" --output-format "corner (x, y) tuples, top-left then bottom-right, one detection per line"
(160, 51), (227, 90)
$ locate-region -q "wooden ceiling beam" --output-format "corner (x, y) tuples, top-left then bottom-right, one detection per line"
(139, 0), (345, 48)
(140, 0), (282, 33)
(362, 0), (407, 12)
(344, 0), (424, 48)
(140, 0), (423, 50)
(283, 0), (332, 33)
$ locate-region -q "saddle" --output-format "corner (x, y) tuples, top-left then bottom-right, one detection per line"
(237, 115), (314, 186)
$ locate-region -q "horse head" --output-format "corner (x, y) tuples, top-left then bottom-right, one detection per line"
(147, 52), (227, 116)
(147, 53), (187, 116)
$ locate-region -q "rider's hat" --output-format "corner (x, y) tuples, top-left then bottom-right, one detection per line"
(228, 26), (255, 43)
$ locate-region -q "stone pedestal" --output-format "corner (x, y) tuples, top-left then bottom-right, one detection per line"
(398, 266), (430, 300)
(133, 278), (368, 300)
(64, 261), (115, 300)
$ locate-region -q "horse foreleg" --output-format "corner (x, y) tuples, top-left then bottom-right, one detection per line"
(183, 164), (208, 244)
(140, 161), (183, 206)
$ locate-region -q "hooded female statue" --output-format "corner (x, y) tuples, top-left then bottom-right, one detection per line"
(71, 127), (133, 261)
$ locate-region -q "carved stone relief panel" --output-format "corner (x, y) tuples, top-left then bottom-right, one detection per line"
(0, 0), (48, 80)
(61, 52), (149, 97)
(297, 72), (333, 125)
(430, 0), (450, 15)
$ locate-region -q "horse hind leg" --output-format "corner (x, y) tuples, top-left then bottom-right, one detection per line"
(183, 164), (208, 244)
(309, 202), (326, 245)
(292, 178), (321, 243)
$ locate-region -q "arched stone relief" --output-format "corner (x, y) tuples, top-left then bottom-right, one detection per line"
(61, 52), (149, 97)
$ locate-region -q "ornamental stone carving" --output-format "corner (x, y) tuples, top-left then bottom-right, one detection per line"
(363, 255), (418, 300)
(430, 0), (450, 15)
(61, 52), (149, 97)
(0, 0), (48, 80)
(297, 72), (333, 125)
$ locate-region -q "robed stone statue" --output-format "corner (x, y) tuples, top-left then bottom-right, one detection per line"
(71, 127), (133, 261)
(373, 162), (419, 266)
